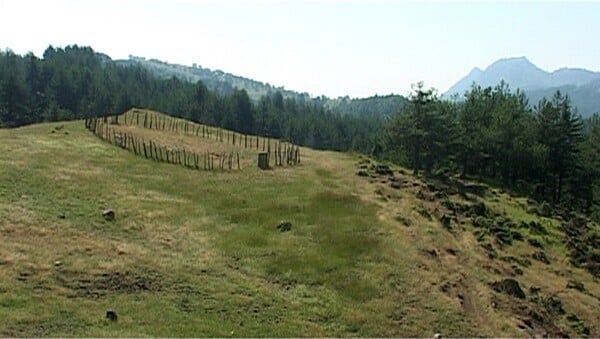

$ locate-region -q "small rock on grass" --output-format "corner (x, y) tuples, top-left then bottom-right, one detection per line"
(276, 221), (292, 232)
(491, 278), (526, 299)
(106, 309), (118, 321)
(566, 280), (585, 292)
(532, 250), (551, 264)
(103, 209), (115, 221)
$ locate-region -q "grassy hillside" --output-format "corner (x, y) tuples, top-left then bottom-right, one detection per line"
(0, 111), (598, 337)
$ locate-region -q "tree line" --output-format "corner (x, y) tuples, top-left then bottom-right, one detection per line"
(0, 45), (381, 153)
(381, 82), (600, 220)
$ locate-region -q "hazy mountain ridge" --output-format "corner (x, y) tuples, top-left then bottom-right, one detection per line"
(117, 56), (407, 117)
(117, 56), (307, 102)
(445, 57), (600, 116)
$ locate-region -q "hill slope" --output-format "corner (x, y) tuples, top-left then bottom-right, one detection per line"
(445, 57), (600, 116)
(117, 56), (309, 102)
(0, 113), (598, 336)
(117, 56), (407, 117)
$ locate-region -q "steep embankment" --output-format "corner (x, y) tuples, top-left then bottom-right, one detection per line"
(0, 111), (598, 336)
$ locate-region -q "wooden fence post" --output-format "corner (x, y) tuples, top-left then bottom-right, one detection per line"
(278, 142), (282, 166)
(143, 140), (148, 158)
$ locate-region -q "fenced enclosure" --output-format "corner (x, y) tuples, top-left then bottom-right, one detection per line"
(85, 109), (301, 171)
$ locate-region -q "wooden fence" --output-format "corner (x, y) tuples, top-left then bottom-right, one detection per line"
(120, 110), (301, 166)
(88, 111), (301, 169)
(120, 111), (300, 164)
(85, 117), (240, 171)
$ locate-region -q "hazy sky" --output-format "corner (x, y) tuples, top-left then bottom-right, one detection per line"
(1, 0), (599, 98)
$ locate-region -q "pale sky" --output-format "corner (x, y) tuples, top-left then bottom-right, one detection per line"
(1, 0), (599, 98)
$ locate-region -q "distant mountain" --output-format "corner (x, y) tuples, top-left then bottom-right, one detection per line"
(445, 57), (600, 117)
(116, 56), (307, 102)
(118, 56), (406, 118)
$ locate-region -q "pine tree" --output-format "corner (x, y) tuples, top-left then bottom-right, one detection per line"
(537, 91), (583, 204)
(232, 89), (253, 133)
(578, 114), (600, 212)
(385, 82), (450, 175)
(0, 51), (29, 127)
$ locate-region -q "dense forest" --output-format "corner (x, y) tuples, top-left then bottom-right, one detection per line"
(324, 94), (407, 117)
(1, 45), (599, 220)
(381, 82), (600, 220)
(0, 45), (381, 152)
